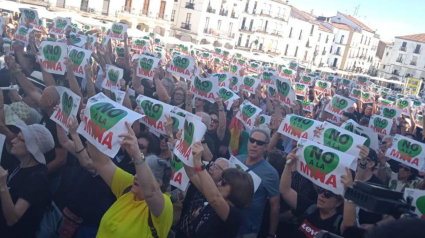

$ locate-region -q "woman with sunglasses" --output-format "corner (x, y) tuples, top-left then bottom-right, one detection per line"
(183, 142), (254, 238)
(280, 149), (357, 238)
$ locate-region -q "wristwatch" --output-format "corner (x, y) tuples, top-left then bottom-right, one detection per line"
(194, 164), (206, 171)
(132, 152), (146, 165)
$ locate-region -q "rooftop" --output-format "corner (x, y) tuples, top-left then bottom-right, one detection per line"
(396, 33), (425, 44)
(329, 22), (354, 31)
(290, 6), (317, 24)
(339, 12), (374, 33)
(318, 24), (332, 33)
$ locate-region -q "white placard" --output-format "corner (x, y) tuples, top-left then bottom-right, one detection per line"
(385, 134), (425, 171)
(50, 86), (81, 133)
(278, 114), (322, 141)
(229, 156), (262, 192)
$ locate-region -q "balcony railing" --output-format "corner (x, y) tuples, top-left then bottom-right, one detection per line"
(400, 46), (406, 52)
(396, 58), (403, 63)
(271, 31), (283, 37)
(204, 28), (235, 38)
(219, 10), (228, 16)
(275, 14), (286, 21)
(181, 22), (191, 30)
(411, 61), (417, 66)
(260, 9), (271, 17)
(414, 49), (421, 54)
(185, 1), (195, 9)
(139, 9), (148, 16)
(255, 27), (269, 34)
(240, 26), (254, 33)
(207, 7), (216, 14)
(334, 52), (341, 56)
(231, 13), (238, 19)
(121, 6), (136, 14)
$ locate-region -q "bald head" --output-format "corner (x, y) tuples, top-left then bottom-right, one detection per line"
(196, 112), (211, 127)
(40, 86), (60, 110)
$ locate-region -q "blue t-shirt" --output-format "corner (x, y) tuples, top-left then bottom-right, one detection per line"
(235, 155), (280, 234)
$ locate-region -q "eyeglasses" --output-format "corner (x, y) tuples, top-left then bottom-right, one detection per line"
(220, 176), (229, 186)
(138, 144), (147, 150)
(381, 141), (387, 145)
(159, 135), (168, 142)
(317, 188), (335, 199)
(399, 166), (411, 172)
(211, 118), (219, 124)
(249, 137), (267, 146)
(210, 161), (224, 171)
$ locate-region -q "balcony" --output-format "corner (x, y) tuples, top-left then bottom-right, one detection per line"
(414, 49), (421, 54)
(219, 9), (228, 16)
(185, 1), (195, 9)
(207, 7), (216, 14)
(411, 61), (417, 66)
(392, 71), (399, 76)
(259, 9), (271, 17)
(181, 22), (191, 30)
(275, 14), (286, 21)
(204, 28), (235, 39)
(396, 58), (403, 63)
(334, 52), (341, 56)
(240, 26), (254, 33)
(271, 31), (283, 37)
(400, 46), (406, 52)
(231, 13), (238, 19)
(121, 6), (136, 14)
(139, 9), (149, 16)
(255, 27), (269, 34)
(322, 51), (326, 55)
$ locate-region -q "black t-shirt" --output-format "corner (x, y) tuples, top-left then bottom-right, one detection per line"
(206, 129), (231, 158)
(203, 134), (215, 159)
(293, 195), (342, 238)
(358, 175), (385, 225)
(177, 183), (207, 238)
(0, 164), (51, 238)
(192, 204), (243, 238)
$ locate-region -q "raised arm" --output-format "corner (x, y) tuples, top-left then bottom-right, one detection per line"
(215, 95), (226, 141)
(280, 148), (298, 210)
(0, 89), (16, 143)
(153, 67), (171, 104)
(123, 33), (130, 71)
(64, 57), (83, 98)
(340, 168), (357, 234)
(84, 59), (96, 98)
(68, 116), (95, 173)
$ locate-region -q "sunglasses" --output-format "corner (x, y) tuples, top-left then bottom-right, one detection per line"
(249, 137), (267, 146)
(399, 166), (411, 172)
(317, 188), (335, 199)
(211, 119), (219, 124)
(381, 141), (387, 145)
(159, 135), (168, 142)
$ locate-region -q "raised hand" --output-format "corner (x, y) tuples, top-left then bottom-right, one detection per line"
(119, 122), (142, 159)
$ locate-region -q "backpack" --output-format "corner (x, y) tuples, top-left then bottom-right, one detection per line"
(303, 204), (343, 234)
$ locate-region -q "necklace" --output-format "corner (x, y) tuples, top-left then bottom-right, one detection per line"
(7, 165), (21, 185)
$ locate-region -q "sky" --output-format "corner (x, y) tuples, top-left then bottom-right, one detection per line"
(290, 0), (425, 42)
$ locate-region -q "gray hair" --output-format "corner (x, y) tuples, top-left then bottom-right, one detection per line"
(249, 128), (271, 145)
(145, 155), (172, 193)
(196, 112), (211, 127)
(216, 158), (236, 169)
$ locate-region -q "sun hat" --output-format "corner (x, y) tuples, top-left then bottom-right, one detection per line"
(15, 120), (55, 164)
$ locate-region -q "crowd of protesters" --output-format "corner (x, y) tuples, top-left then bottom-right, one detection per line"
(1, 9), (425, 238)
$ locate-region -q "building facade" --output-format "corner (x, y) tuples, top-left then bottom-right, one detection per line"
(378, 33), (425, 81)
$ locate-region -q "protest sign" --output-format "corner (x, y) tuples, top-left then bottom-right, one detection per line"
(313, 122), (366, 161)
(299, 75), (314, 86)
(279, 68), (296, 78)
(199, 52), (211, 61)
(296, 139), (355, 195)
(377, 98), (394, 107)
(68, 46), (92, 78)
(110, 87), (126, 105)
(415, 115), (423, 129)
(218, 87), (240, 110)
(213, 73), (233, 87)
(136, 55), (160, 80)
(51, 86), (81, 133)
(236, 100), (262, 129)
(98, 35), (111, 55)
(229, 75), (243, 92)
(240, 76), (260, 94)
(50, 17), (71, 35)
(258, 114), (271, 127)
(278, 114), (322, 140)
(385, 135), (425, 171)
(325, 95), (355, 117)
(190, 76), (219, 103)
(248, 62), (261, 73)
(342, 120), (379, 150)
(229, 156), (262, 192)
(136, 95), (175, 134)
(235, 59), (247, 67)
(131, 38), (150, 51)
(109, 23), (128, 41)
(395, 98), (412, 116)
(360, 91), (373, 104)
(38, 41), (67, 75)
(356, 75), (369, 87)
(379, 105), (402, 125)
(349, 88), (361, 100)
(299, 100), (314, 112)
(260, 70), (277, 86)
(14, 26), (33, 46)
(229, 64), (242, 76)
(315, 80), (331, 94)
(294, 83), (307, 97)
(170, 154), (190, 191)
(86, 34), (97, 51)
(339, 78), (353, 88)
(173, 113), (207, 167)
(326, 75), (335, 82)
(404, 189), (425, 219)
(19, 8), (39, 26)
(369, 115), (393, 136)
(167, 55), (196, 79)
(69, 33), (87, 48)
(275, 77), (296, 107)
(288, 61), (298, 71)
(77, 93), (142, 157)
(102, 64), (124, 90)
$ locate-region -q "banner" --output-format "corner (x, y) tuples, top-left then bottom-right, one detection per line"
(14, 26), (33, 46)
(377, 98), (394, 107)
(325, 95), (355, 117)
(102, 64), (124, 90)
(369, 115), (393, 136)
(404, 189), (425, 219)
(19, 8), (39, 27)
(278, 114), (322, 140)
(68, 46), (92, 78)
(167, 55), (196, 79)
(260, 71), (277, 86)
(136, 95), (175, 134)
(173, 113), (207, 167)
(240, 76), (260, 94)
(38, 41), (67, 75)
(299, 100), (314, 112)
(294, 83), (307, 97)
(49, 17), (71, 35)
(51, 86), (81, 133)
(349, 88), (361, 100)
(109, 23), (128, 41)
(379, 105), (402, 125)
(236, 100), (262, 129)
(360, 91), (373, 104)
(229, 156), (262, 192)
(275, 77), (296, 107)
(356, 75), (369, 87)
(395, 98), (412, 116)
(406, 78), (422, 96)
(213, 73), (232, 87)
(190, 76), (219, 103)
(315, 80), (331, 94)
(170, 154), (190, 191)
(385, 135), (425, 171)
(218, 87), (240, 110)
(296, 139), (355, 195)
(136, 55), (160, 80)
(77, 93), (143, 157)
(131, 38), (150, 51)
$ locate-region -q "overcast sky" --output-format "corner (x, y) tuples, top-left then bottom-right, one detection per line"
(291, 0), (425, 42)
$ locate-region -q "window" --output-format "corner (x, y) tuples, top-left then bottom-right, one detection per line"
(386, 52), (389, 56)
(229, 22), (233, 35)
(414, 44), (421, 54)
(204, 17), (209, 31)
(325, 35), (329, 43)
(310, 25), (314, 36)
(336, 47), (341, 55)
(402, 42), (407, 47)
(185, 13), (191, 23)
(360, 35), (364, 44)
(171, 10), (176, 21)
(238, 34), (243, 46)
(396, 53), (403, 62)
(318, 33), (321, 42)
(284, 45), (288, 56)
(401, 42), (407, 51)
(340, 35), (344, 44)
(295, 46), (299, 57)
(289, 27), (293, 38)
(245, 35), (250, 47)
(299, 30), (303, 40)
(217, 20), (222, 30)
(330, 46), (333, 53)
(411, 56), (418, 65)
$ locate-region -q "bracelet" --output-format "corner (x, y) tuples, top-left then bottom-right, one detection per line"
(75, 146), (86, 154)
(132, 153), (146, 165)
(10, 67), (22, 75)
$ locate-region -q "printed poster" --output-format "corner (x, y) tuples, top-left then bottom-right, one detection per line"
(385, 135), (425, 171)
(379, 105), (402, 125)
(275, 77), (296, 107)
(110, 86), (126, 105)
(294, 83), (307, 97)
(86, 34), (97, 51)
(170, 154), (190, 191)
(213, 73), (233, 87)
(342, 120), (379, 151)
(349, 88), (361, 101)
(167, 55), (196, 79)
(136, 55), (160, 80)
(325, 95), (355, 117)
(102, 64), (124, 90)
(240, 76), (260, 95)
(14, 26), (33, 46)
(109, 23), (128, 41)
(369, 115), (393, 136)
(49, 17), (71, 35)
(235, 100), (262, 129)
(299, 75), (314, 86)
(38, 41), (67, 75)
(131, 38), (150, 51)
(404, 189), (425, 219)
(356, 75), (370, 87)
(19, 8), (39, 27)
(299, 100), (314, 112)
(260, 71), (277, 86)
(229, 156), (262, 192)
(68, 46), (93, 78)
(190, 76), (219, 103)
(98, 35), (111, 55)
(278, 114), (322, 140)
(395, 98), (412, 116)
(136, 95), (175, 135)
(315, 80), (331, 94)
(77, 93), (143, 157)
(258, 114), (271, 127)
(361, 91), (373, 104)
(218, 87), (240, 110)
(51, 86), (81, 133)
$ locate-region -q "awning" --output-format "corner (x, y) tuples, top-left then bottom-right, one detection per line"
(371, 76), (405, 85)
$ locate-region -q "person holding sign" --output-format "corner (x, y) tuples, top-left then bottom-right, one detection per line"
(86, 122), (173, 238)
(279, 149), (357, 238)
(183, 141), (254, 238)
(206, 95), (231, 158)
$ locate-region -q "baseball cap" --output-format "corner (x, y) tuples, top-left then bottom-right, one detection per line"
(15, 120), (54, 164)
